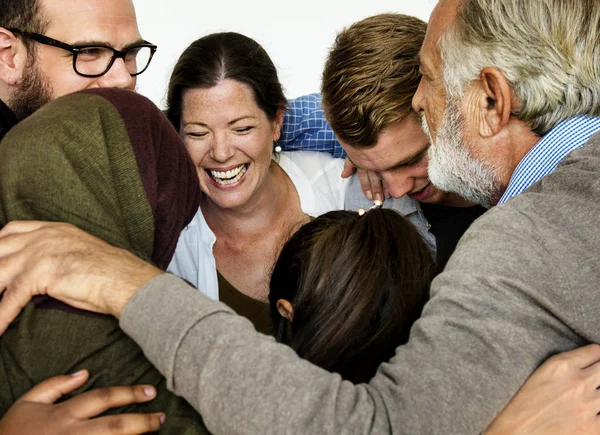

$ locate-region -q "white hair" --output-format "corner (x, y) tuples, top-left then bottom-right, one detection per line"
(422, 99), (501, 208)
(440, 0), (600, 136)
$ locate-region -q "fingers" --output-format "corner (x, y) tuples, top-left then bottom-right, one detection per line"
(569, 344), (600, 370)
(83, 412), (165, 435)
(341, 158), (356, 179)
(0, 281), (37, 335)
(366, 170), (384, 202)
(356, 169), (384, 202)
(545, 344), (600, 370)
(356, 169), (373, 200)
(0, 220), (61, 239)
(18, 371), (90, 404)
(63, 385), (158, 419)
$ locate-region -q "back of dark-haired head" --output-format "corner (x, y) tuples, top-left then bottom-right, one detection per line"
(0, 0), (47, 51)
(166, 32), (287, 130)
(269, 209), (434, 384)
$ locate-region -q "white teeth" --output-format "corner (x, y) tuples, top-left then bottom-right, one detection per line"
(209, 165), (246, 185)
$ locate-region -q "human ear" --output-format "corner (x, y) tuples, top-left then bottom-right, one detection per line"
(276, 299), (294, 322)
(477, 66), (513, 138)
(272, 108), (285, 142)
(0, 27), (26, 86)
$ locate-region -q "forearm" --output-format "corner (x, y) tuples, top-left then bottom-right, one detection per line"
(120, 228), (581, 435)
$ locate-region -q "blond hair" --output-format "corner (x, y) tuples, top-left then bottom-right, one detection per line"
(321, 14), (426, 147)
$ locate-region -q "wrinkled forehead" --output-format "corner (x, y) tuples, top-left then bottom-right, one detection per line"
(420, 0), (462, 70)
(41, 0), (142, 47)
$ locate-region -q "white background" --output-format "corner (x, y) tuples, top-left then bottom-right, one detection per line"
(133, 1), (437, 109)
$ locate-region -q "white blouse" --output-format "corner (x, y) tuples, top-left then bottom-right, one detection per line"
(167, 151), (349, 300)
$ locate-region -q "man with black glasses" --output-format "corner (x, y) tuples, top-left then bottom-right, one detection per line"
(0, 1), (165, 433)
(0, 0), (156, 141)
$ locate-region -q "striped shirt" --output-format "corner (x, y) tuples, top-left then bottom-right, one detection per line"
(498, 116), (600, 204)
(280, 93), (346, 158)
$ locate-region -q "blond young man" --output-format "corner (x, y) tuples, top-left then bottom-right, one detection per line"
(287, 14), (486, 271)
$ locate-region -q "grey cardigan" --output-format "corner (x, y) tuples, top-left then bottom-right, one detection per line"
(121, 132), (600, 434)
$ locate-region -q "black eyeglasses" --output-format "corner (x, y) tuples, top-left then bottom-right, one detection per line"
(9, 28), (157, 78)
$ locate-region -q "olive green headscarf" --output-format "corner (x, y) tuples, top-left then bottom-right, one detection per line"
(0, 88), (208, 434)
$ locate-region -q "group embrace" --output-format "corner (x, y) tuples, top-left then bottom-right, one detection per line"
(0, 0), (600, 434)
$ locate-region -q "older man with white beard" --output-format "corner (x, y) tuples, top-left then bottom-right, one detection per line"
(1, 0), (600, 434)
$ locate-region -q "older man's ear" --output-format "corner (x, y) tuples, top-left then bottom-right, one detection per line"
(476, 66), (513, 139)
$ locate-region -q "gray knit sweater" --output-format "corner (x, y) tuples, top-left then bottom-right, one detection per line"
(121, 132), (600, 434)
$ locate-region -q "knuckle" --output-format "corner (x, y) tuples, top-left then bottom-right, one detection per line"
(546, 357), (572, 376)
(95, 387), (116, 403)
(0, 255), (11, 272)
(146, 413), (161, 430)
(108, 417), (125, 433)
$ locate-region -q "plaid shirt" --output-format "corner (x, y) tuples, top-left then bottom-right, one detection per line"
(280, 93), (346, 158)
(499, 115), (600, 204)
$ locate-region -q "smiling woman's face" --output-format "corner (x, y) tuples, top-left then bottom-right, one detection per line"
(179, 79), (282, 210)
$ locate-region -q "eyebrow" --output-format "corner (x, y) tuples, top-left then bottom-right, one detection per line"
(349, 142), (430, 172)
(386, 142), (430, 170)
(227, 116), (257, 125)
(416, 52), (430, 76)
(69, 38), (146, 50)
(183, 116), (257, 128)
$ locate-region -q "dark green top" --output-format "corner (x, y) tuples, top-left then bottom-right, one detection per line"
(0, 89), (207, 434)
(218, 272), (275, 336)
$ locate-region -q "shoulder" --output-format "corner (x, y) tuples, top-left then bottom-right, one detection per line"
(278, 151), (348, 215)
(287, 93), (322, 111)
(278, 151), (344, 181)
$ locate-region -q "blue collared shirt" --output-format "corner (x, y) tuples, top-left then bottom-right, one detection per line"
(280, 93), (346, 158)
(499, 115), (600, 204)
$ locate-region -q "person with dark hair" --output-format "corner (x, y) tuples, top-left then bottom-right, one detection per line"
(0, 0), (155, 139)
(270, 209), (434, 383)
(0, 87), (208, 434)
(163, 32), (430, 335)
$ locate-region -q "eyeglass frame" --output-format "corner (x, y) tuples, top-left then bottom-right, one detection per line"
(9, 28), (157, 78)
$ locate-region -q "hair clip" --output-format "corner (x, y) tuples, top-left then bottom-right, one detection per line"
(371, 199), (383, 209)
(357, 199), (383, 216)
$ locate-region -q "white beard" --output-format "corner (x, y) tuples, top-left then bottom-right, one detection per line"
(421, 98), (500, 208)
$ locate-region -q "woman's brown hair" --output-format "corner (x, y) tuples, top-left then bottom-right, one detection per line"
(269, 209), (434, 383)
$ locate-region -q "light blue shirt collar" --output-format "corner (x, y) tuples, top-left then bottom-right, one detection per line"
(499, 115), (600, 204)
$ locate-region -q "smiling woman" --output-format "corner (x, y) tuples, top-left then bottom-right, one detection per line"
(165, 32), (350, 334)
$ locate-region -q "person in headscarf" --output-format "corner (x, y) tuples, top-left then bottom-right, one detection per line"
(0, 87), (209, 434)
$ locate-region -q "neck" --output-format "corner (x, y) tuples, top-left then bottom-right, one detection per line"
(437, 193), (476, 207)
(496, 121), (541, 198)
(0, 90), (14, 116)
